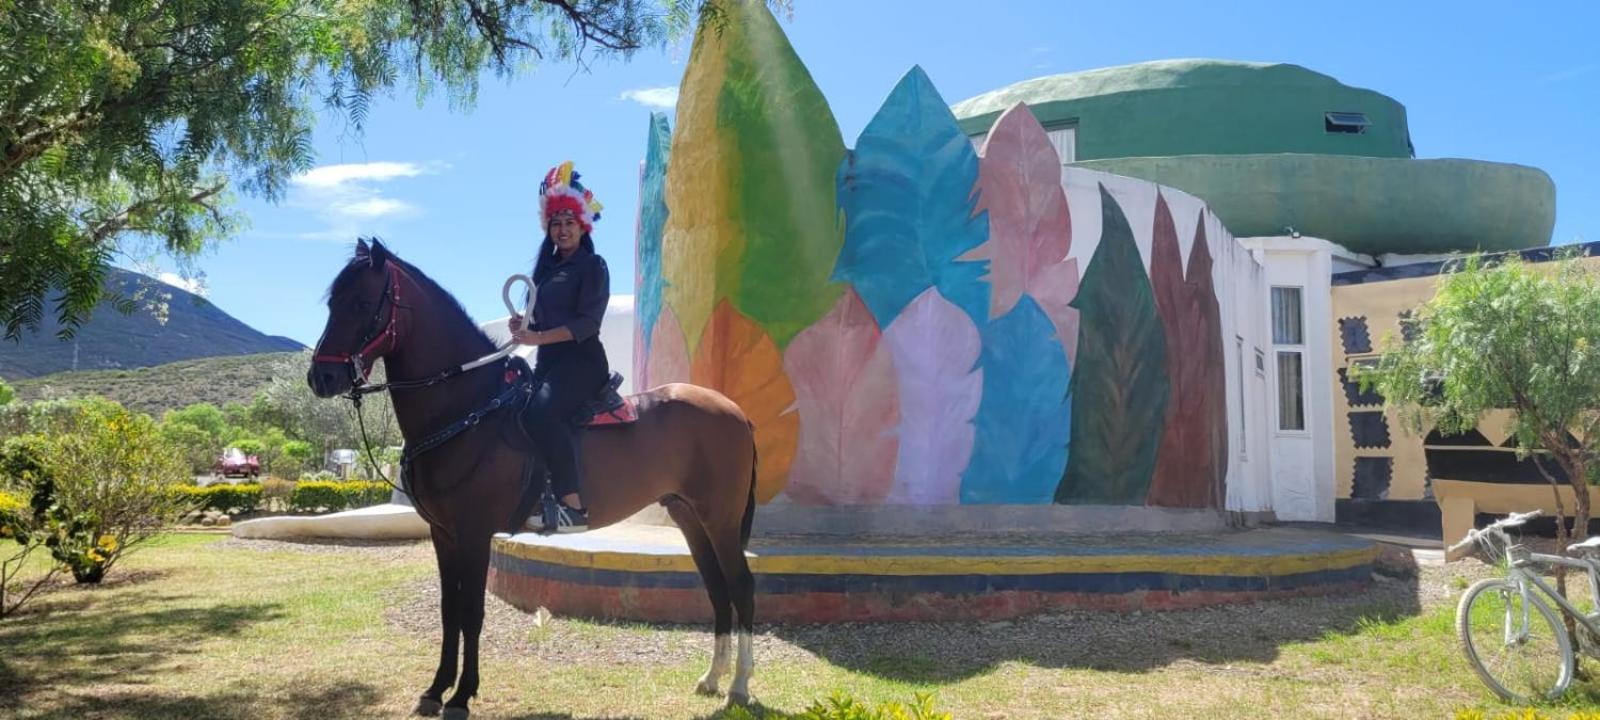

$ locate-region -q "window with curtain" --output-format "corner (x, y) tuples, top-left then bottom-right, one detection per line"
(1277, 351), (1306, 431)
(1272, 287), (1304, 345)
(1272, 286), (1307, 432)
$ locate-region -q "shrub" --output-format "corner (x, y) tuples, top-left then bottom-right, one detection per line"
(721, 691), (951, 720)
(1, 400), (196, 584)
(290, 481), (389, 512)
(278, 440), (315, 478)
(169, 484), (263, 515)
(0, 474), (57, 619)
(260, 478), (295, 512)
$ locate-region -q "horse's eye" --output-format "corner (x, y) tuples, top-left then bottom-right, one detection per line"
(356, 299), (373, 311)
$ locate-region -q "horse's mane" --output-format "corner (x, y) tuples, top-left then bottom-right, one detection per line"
(327, 239), (496, 355)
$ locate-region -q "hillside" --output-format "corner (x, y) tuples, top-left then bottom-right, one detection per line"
(12, 352), (303, 417)
(0, 267), (304, 380)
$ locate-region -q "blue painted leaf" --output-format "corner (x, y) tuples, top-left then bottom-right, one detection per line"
(637, 112), (672, 360)
(833, 65), (990, 328)
(961, 295), (1071, 504)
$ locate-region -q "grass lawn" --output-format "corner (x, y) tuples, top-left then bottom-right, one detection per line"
(3, 534), (1600, 719)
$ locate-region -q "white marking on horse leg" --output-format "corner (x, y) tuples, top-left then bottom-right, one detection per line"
(696, 633), (731, 695)
(727, 630), (754, 704)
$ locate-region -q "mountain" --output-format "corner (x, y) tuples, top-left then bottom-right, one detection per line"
(0, 268), (305, 380)
(11, 352), (302, 417)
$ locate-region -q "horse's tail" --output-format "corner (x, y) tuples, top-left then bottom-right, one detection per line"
(740, 424), (757, 550)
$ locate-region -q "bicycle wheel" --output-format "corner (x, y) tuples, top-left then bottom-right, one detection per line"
(1457, 577), (1573, 702)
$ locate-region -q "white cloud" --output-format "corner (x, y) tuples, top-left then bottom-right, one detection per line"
(293, 162), (426, 189)
(619, 86), (680, 109)
(336, 198), (412, 218)
(608, 294), (636, 312)
(158, 272), (207, 296)
(283, 161), (437, 240)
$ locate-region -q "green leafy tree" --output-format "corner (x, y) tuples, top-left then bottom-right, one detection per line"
(279, 439), (316, 478)
(163, 403), (227, 444)
(0, 0), (754, 340)
(259, 352), (399, 455)
(159, 418), (215, 474)
(1359, 249), (1600, 594)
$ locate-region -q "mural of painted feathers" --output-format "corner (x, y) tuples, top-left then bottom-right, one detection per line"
(636, 112), (672, 365)
(1056, 185), (1170, 505)
(691, 300), (799, 502)
(782, 288), (900, 505)
(833, 66), (990, 330)
(962, 102), (1080, 363)
(884, 288), (983, 505)
(962, 295), (1071, 504)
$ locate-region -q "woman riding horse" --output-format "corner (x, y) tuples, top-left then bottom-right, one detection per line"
(508, 161), (610, 532)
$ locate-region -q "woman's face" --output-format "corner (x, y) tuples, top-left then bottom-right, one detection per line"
(548, 212), (583, 254)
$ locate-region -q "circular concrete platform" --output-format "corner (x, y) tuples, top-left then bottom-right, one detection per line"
(488, 524), (1378, 623)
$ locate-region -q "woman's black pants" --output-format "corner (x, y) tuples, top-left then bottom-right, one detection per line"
(525, 355), (607, 500)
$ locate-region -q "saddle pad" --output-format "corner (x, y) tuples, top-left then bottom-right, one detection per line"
(584, 395), (639, 426)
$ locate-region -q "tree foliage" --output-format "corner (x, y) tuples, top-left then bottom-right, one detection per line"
(0, 380), (12, 407)
(1359, 249), (1600, 562)
(1, 0), (749, 339)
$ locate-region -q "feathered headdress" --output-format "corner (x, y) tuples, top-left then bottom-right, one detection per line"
(540, 161), (603, 233)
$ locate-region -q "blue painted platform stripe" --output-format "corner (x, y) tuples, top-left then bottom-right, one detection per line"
(491, 552), (1373, 595)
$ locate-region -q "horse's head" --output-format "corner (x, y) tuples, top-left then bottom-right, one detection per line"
(308, 237), (411, 398)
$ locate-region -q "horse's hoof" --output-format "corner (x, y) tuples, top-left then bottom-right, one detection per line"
(694, 679), (719, 696)
(442, 707), (470, 720)
(414, 697), (443, 717)
(725, 692), (752, 708)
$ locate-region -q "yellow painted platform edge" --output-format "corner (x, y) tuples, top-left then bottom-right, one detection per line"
(493, 539), (1379, 578)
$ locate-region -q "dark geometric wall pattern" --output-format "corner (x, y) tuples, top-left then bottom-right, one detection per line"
(1398, 309), (1421, 344)
(1339, 316), (1373, 354)
(1349, 411), (1391, 449)
(1351, 457), (1393, 500)
(1338, 367), (1385, 407)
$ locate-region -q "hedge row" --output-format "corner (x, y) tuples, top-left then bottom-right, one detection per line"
(288, 481), (389, 512)
(167, 481), (390, 516)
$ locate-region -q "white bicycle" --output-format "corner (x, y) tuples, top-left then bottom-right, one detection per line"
(1452, 509), (1600, 702)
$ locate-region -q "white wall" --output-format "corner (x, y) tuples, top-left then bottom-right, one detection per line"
(1239, 236), (1338, 522)
(480, 295), (637, 395)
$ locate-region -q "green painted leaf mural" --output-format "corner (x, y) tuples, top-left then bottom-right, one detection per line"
(661, 0), (845, 351)
(1055, 185), (1170, 505)
(720, 0), (847, 348)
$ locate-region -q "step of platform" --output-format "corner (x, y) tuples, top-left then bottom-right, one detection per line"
(488, 524), (1378, 623)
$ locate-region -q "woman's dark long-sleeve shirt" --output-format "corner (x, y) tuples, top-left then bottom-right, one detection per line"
(530, 244), (610, 369)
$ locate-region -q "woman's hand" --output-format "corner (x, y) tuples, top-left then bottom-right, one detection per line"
(511, 328), (543, 346)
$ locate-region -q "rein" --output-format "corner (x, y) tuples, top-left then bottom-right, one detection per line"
(318, 264), (537, 534)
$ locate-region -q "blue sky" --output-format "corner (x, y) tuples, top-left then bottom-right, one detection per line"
(149, 0), (1599, 347)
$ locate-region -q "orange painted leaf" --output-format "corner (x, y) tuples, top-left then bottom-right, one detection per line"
(781, 288), (900, 505)
(691, 300), (799, 502)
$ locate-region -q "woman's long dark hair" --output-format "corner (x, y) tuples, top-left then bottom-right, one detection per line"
(532, 232), (596, 282)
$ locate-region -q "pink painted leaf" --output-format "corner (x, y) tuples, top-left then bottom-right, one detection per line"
(780, 288), (900, 505)
(961, 102), (1078, 360)
(646, 305), (691, 387)
(883, 288), (983, 504)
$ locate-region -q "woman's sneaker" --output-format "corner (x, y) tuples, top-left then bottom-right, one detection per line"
(551, 504), (588, 533)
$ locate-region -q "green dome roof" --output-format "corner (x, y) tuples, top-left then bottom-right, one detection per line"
(951, 59), (1363, 119)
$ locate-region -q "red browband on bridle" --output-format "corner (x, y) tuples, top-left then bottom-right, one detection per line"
(312, 262), (411, 383)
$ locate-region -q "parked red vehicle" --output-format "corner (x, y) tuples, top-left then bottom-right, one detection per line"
(213, 447), (260, 479)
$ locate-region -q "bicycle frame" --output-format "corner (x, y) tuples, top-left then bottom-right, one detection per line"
(1506, 547), (1600, 649)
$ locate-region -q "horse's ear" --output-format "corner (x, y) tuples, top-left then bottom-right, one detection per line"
(355, 237), (371, 259)
(369, 238), (391, 267)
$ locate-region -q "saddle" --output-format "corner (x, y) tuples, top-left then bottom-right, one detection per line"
(573, 371), (638, 427)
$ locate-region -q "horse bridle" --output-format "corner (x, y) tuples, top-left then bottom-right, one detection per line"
(310, 259), (530, 534)
(312, 262), (409, 390)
